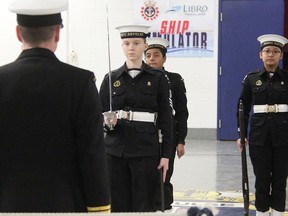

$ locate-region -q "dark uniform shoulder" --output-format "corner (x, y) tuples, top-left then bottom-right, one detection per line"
(165, 71), (186, 87)
(143, 63), (161, 73)
(247, 69), (262, 76)
(103, 64), (126, 81)
(165, 70), (180, 76)
(165, 71), (183, 80)
(242, 69), (262, 83)
(142, 63), (166, 78)
(60, 61), (96, 82)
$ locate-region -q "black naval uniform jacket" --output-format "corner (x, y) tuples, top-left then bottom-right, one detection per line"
(164, 69), (188, 145)
(100, 62), (173, 159)
(237, 67), (288, 146)
(0, 48), (110, 212)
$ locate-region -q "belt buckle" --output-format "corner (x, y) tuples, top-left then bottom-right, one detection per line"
(266, 105), (276, 113)
(122, 111), (133, 121)
(122, 111), (129, 120)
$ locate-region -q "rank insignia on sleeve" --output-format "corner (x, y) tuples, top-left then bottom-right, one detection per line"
(113, 80), (121, 87)
(255, 80), (262, 86)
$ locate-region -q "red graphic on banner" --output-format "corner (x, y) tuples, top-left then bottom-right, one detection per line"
(160, 20), (190, 35)
(140, 0), (159, 21)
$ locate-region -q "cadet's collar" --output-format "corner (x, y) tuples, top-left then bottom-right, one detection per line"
(274, 67), (285, 78)
(261, 66), (283, 77)
(114, 61), (158, 79)
(125, 61), (143, 73)
(17, 47), (58, 61)
(113, 62), (144, 80)
(113, 64), (127, 80)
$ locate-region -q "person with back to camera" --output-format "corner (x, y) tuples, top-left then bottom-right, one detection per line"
(144, 37), (189, 211)
(237, 34), (288, 216)
(0, 0), (110, 212)
(99, 24), (173, 212)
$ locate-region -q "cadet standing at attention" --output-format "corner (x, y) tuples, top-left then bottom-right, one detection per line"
(237, 34), (288, 216)
(144, 37), (189, 211)
(0, 0), (110, 212)
(99, 25), (173, 212)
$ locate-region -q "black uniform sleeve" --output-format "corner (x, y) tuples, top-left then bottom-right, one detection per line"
(173, 75), (189, 144)
(157, 73), (173, 158)
(75, 73), (110, 212)
(237, 75), (253, 137)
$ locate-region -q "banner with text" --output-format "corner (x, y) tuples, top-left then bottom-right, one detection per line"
(134, 0), (215, 57)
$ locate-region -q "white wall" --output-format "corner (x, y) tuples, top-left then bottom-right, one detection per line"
(0, 0), (219, 130)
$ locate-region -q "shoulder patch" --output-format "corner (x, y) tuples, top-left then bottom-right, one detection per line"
(242, 75), (248, 84)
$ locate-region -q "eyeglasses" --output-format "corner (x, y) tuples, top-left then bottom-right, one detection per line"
(262, 49), (282, 55)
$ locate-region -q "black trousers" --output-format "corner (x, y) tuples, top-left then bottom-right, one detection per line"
(249, 137), (288, 212)
(107, 154), (159, 212)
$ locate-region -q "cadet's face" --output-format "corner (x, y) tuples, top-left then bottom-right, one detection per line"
(259, 46), (283, 68)
(121, 38), (147, 61)
(145, 48), (166, 69)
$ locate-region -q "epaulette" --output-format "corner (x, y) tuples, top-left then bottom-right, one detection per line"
(107, 65), (126, 80)
(242, 69), (262, 83)
(242, 74), (248, 84)
(247, 69), (261, 75)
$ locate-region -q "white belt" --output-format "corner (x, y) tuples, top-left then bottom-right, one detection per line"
(253, 104), (288, 113)
(116, 110), (157, 123)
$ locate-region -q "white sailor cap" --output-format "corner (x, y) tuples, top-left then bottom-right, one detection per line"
(146, 38), (169, 53)
(9, 0), (68, 27)
(257, 34), (288, 50)
(116, 24), (151, 39)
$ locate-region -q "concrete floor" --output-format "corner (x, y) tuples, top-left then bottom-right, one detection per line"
(172, 140), (255, 192)
(170, 140), (288, 214)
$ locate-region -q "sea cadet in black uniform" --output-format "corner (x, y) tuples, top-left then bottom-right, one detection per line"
(144, 37), (189, 211)
(99, 25), (173, 212)
(0, 0), (110, 212)
(237, 34), (288, 216)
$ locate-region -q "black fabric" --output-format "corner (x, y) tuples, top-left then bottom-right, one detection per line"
(249, 139), (288, 211)
(17, 13), (62, 27)
(0, 48), (110, 212)
(107, 154), (159, 212)
(237, 66), (288, 211)
(154, 70), (188, 210)
(120, 32), (150, 39)
(100, 62), (173, 158)
(100, 62), (173, 212)
(237, 67), (288, 142)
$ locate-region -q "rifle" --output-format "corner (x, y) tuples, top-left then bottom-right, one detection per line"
(238, 100), (249, 216)
(158, 130), (165, 212)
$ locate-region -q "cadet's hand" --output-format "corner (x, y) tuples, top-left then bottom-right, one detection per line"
(103, 111), (117, 128)
(236, 138), (248, 152)
(176, 144), (185, 159)
(158, 158), (169, 182)
(104, 116), (117, 126)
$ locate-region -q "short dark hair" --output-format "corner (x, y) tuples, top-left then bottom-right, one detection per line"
(18, 25), (57, 46)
